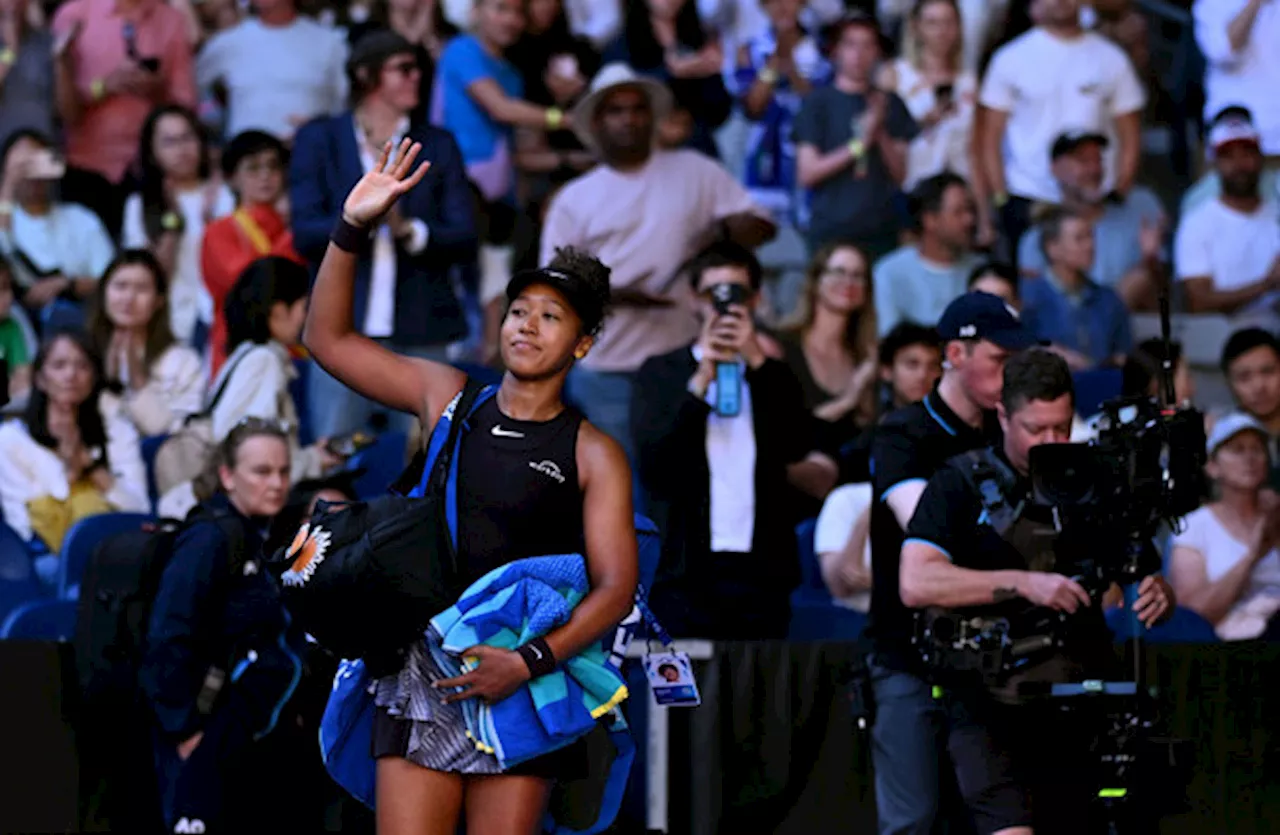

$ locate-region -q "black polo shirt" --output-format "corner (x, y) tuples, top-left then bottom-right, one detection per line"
(866, 389), (1001, 669)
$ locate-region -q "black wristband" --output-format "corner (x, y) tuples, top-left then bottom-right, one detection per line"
(330, 214), (372, 253)
(516, 637), (557, 679)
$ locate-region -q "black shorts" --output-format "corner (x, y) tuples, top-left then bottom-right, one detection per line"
(946, 695), (1096, 835)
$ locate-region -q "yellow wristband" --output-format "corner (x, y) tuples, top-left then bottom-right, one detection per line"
(993, 192), (1009, 209)
(0, 48), (15, 67)
(546, 107), (563, 130)
(846, 138), (865, 158)
(90, 78), (106, 101)
(757, 67), (779, 85)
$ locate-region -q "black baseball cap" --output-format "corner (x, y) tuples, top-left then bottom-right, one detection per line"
(506, 267), (606, 335)
(937, 292), (1038, 350)
(1050, 130), (1109, 161)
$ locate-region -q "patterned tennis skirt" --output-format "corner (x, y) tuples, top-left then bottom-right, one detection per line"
(370, 641), (588, 779)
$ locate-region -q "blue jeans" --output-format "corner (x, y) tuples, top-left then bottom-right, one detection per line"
(306, 343), (451, 440)
(869, 658), (950, 835)
(564, 365), (645, 514)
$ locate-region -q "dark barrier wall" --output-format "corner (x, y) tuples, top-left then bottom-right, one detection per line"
(4, 640), (1280, 834)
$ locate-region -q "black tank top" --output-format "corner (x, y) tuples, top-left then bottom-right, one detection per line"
(455, 396), (585, 585)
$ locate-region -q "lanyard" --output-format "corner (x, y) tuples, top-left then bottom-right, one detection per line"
(634, 583), (675, 649)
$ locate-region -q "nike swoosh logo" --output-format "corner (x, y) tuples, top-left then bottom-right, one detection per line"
(530, 646), (543, 660)
(491, 425), (525, 438)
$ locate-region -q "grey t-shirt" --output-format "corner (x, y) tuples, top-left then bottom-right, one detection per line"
(1017, 187), (1166, 288)
(0, 30), (55, 153)
(792, 87), (918, 248)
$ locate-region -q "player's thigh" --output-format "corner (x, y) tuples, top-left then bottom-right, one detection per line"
(463, 772), (553, 835)
(376, 756), (465, 835)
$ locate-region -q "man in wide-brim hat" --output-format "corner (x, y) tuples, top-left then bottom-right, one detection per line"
(538, 62), (776, 501)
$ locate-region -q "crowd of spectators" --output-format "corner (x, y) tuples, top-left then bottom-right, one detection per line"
(0, 0), (1277, 647)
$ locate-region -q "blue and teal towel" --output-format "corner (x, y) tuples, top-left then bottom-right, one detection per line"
(429, 554), (631, 770)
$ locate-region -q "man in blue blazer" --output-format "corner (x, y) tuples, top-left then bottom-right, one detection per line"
(290, 30), (478, 439)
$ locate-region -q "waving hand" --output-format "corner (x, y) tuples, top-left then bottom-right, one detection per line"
(342, 138), (431, 227)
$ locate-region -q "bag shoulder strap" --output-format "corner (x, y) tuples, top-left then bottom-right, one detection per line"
(198, 344), (265, 422)
(389, 378), (493, 496)
(233, 209), (272, 255)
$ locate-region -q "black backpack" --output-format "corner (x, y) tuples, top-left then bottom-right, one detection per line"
(72, 510), (243, 833)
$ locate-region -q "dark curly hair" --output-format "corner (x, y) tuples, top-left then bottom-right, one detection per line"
(546, 246), (612, 337)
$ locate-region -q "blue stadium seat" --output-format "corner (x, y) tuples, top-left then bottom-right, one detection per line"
(57, 512), (154, 600)
(1106, 604), (1219, 644)
(0, 598), (77, 640)
(348, 431), (410, 499)
(788, 518), (868, 641)
(141, 434), (168, 508)
(291, 357), (314, 447)
(0, 522), (45, 626)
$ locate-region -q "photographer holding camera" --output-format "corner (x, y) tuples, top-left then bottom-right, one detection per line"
(634, 241), (836, 639)
(898, 348), (1175, 835)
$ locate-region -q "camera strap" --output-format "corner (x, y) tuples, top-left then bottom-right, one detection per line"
(954, 449), (1023, 537)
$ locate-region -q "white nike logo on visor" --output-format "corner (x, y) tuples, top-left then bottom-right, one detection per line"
(491, 425), (525, 438)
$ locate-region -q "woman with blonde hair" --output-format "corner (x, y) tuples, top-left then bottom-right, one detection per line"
(877, 0), (976, 190)
(779, 241), (878, 453)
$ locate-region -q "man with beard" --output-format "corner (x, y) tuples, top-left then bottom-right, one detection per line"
(1175, 107), (1280, 333)
(541, 63), (775, 494)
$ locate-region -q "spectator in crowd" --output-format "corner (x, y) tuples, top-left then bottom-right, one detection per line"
(794, 10), (915, 260)
(1220, 328), (1280, 490)
(732, 0), (829, 243)
(0, 329), (148, 567)
(212, 257), (337, 479)
(0, 0), (54, 154)
(876, 319), (942, 415)
(1175, 109), (1280, 333)
(1020, 207), (1133, 370)
(1169, 413), (1280, 641)
(347, 0), (458, 126)
(815, 477), (872, 612)
(201, 130), (300, 375)
(779, 241), (877, 454)
(141, 418), (312, 833)
(291, 30), (477, 439)
(50, 0), (196, 236)
(1193, 0), (1279, 165)
(196, 0), (349, 142)
(966, 259), (1018, 307)
(0, 129), (115, 330)
(434, 0), (561, 206)
(873, 171), (980, 334)
(877, 0), (975, 190)
(541, 64), (773, 474)
(974, 0), (1144, 256)
(122, 105), (235, 346)
(606, 0), (730, 158)
(0, 256), (32, 401)
(87, 250), (204, 438)
(634, 241), (835, 640)
(1016, 131), (1166, 310)
(508, 0), (599, 250)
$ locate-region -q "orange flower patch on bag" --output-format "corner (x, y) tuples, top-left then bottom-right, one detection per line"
(281, 522), (332, 588)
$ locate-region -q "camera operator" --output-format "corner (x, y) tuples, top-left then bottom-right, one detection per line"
(899, 348), (1175, 835)
(864, 291), (1035, 835)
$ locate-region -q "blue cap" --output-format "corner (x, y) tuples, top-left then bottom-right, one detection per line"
(937, 292), (1038, 350)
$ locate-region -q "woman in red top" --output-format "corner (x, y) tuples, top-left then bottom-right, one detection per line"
(200, 130), (302, 375)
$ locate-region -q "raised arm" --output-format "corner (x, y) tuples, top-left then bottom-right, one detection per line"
(301, 139), (465, 425)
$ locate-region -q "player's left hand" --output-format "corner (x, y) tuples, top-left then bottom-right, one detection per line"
(434, 645), (531, 704)
(342, 138), (430, 228)
(1131, 574), (1175, 628)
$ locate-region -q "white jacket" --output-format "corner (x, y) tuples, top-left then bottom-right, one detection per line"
(101, 344), (205, 438)
(0, 397), (151, 541)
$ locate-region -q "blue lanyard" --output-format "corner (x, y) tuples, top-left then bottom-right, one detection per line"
(634, 583), (675, 648)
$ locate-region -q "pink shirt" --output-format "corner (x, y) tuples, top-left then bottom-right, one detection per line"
(52, 0), (196, 183)
(540, 150), (766, 373)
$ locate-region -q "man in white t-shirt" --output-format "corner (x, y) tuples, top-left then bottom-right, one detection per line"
(541, 64), (774, 478)
(196, 0), (348, 141)
(974, 0), (1145, 264)
(1194, 0), (1280, 159)
(1174, 109), (1280, 333)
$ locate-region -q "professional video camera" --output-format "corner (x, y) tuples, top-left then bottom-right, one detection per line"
(1028, 392), (1207, 596)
